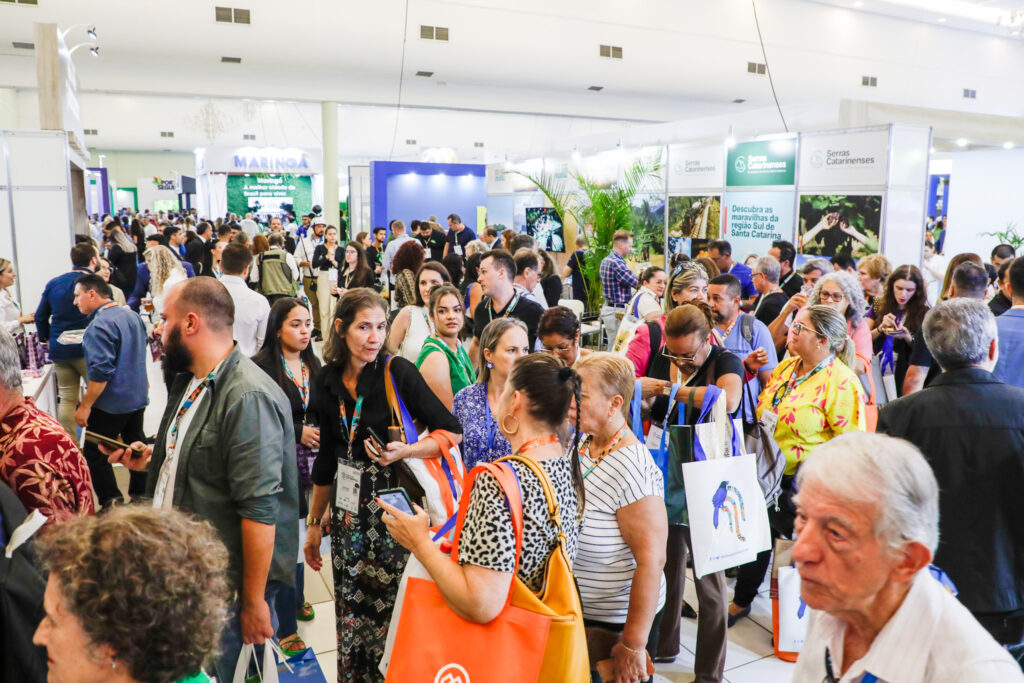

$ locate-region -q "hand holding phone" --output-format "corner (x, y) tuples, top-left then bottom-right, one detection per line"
(376, 487), (415, 516)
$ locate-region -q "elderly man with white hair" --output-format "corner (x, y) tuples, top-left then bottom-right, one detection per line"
(790, 432), (1022, 683)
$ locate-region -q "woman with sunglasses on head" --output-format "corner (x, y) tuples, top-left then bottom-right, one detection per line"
(387, 261), (451, 363)
(806, 271), (871, 375)
(251, 297), (322, 658)
(730, 305), (866, 628)
(635, 301), (744, 676)
(625, 261), (710, 379)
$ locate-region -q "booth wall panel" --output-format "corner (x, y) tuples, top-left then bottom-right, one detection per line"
(946, 148), (1024, 262)
(6, 131), (68, 187)
(11, 189), (73, 310)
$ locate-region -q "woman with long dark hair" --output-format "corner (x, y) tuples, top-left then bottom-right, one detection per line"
(128, 219), (147, 260)
(335, 240), (376, 296)
(252, 297), (323, 656)
(303, 288), (462, 682)
(868, 264), (929, 397)
(390, 239), (425, 310)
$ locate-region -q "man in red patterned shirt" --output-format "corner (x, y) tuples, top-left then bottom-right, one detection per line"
(0, 328), (94, 521)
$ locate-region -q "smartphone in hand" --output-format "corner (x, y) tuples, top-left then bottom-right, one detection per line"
(376, 487), (415, 515)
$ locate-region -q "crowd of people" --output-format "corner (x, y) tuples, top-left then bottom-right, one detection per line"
(0, 208), (1022, 683)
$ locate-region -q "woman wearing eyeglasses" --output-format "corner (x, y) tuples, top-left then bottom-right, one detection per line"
(728, 305), (866, 627)
(806, 271), (871, 375)
(636, 301), (744, 677)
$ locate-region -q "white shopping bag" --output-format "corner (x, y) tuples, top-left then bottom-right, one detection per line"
(682, 386), (770, 578)
(379, 548), (437, 676)
(232, 640), (292, 683)
(777, 566), (810, 653)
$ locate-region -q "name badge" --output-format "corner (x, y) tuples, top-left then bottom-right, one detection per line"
(645, 424), (664, 452)
(335, 462), (362, 513)
(759, 410), (779, 435)
(328, 268), (338, 281)
(454, 243), (463, 256)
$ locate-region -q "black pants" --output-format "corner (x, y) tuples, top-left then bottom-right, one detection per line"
(975, 612), (1024, 670)
(83, 407), (147, 507)
(733, 474), (797, 608)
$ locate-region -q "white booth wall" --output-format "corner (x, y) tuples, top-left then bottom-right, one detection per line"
(945, 148), (1024, 260)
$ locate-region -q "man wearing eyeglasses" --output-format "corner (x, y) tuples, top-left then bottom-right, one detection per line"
(707, 274), (777, 421)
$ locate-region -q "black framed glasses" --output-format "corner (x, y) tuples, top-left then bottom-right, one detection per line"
(662, 341), (706, 365)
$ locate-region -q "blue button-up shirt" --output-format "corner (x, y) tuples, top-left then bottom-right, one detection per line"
(599, 251), (638, 306)
(82, 303), (150, 415)
(994, 308), (1024, 389)
(35, 268), (93, 361)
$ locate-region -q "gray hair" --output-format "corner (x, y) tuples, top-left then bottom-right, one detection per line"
(752, 255), (780, 284)
(802, 258), (831, 276)
(796, 432), (939, 555)
(923, 298), (996, 370)
(477, 318), (528, 384)
(804, 305), (858, 369)
(810, 271), (865, 330)
(465, 239), (488, 257)
(0, 327), (23, 392)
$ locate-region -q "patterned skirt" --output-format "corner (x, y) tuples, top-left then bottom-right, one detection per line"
(330, 462), (409, 683)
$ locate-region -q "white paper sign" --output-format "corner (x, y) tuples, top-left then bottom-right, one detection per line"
(778, 566), (810, 652)
(798, 129), (890, 189)
(668, 144), (725, 192)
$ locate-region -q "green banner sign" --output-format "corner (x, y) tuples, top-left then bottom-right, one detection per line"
(226, 174), (312, 217)
(726, 139), (796, 187)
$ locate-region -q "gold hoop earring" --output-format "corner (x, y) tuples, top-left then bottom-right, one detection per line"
(501, 414), (519, 435)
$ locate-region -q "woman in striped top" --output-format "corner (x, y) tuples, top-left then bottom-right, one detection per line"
(572, 353), (668, 682)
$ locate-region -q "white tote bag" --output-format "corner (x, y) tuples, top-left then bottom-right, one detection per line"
(612, 292), (648, 355)
(683, 387), (771, 578)
(777, 566), (810, 653)
(232, 640), (293, 683)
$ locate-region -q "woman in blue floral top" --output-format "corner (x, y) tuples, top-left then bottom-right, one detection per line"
(452, 318), (530, 469)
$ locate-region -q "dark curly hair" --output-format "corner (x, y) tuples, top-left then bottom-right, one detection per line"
(36, 506), (230, 683)
(392, 239), (425, 276)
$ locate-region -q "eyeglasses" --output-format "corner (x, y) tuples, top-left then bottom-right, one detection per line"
(791, 322), (825, 338)
(662, 341), (706, 365)
(543, 343), (574, 354)
(818, 291), (845, 303)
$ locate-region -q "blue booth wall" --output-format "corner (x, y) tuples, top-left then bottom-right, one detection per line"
(370, 161), (486, 236)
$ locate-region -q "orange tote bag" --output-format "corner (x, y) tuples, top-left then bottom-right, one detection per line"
(384, 462), (551, 683)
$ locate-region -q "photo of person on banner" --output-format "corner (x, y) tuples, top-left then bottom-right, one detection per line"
(797, 195), (881, 259)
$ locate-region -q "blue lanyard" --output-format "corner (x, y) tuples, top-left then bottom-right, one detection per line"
(484, 385), (497, 455)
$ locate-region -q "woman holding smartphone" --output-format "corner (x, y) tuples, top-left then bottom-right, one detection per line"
(252, 297), (322, 656)
(304, 288), (462, 683)
(867, 265), (929, 397)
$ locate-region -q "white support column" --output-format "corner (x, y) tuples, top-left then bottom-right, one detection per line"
(321, 101), (340, 233)
(0, 88), (18, 129)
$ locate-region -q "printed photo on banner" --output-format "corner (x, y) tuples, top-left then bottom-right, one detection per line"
(668, 236), (691, 256)
(668, 195), (721, 240)
(525, 207), (565, 252)
(632, 193), (666, 265)
(797, 194), (881, 259)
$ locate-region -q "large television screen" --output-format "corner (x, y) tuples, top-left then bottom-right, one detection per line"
(525, 207), (565, 252)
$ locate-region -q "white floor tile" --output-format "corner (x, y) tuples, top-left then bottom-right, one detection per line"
(723, 654), (796, 682)
(319, 550), (335, 599)
(296, 600), (337, 655)
(314, 650), (337, 683)
(301, 561), (332, 605)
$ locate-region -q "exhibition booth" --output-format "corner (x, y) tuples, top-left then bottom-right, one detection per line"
(369, 161), (487, 236)
(483, 124), (930, 270)
(194, 146), (325, 222)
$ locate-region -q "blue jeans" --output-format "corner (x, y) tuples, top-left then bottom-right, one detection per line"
(275, 564), (306, 638)
(214, 580), (283, 681)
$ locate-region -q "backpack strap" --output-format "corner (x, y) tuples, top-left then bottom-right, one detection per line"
(644, 320), (663, 376)
(740, 313), (754, 348)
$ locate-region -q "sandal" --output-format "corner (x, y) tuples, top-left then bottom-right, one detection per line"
(278, 633), (308, 656)
(296, 601), (315, 622)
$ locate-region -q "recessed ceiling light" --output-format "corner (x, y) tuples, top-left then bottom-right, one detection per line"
(89, 46), (99, 57)
(415, 70), (433, 77)
(1004, 142), (1015, 150)
(853, 1), (863, 6)
(588, 85), (604, 91)
(930, 147), (936, 154)
(938, 17), (947, 22)
(956, 138), (968, 147)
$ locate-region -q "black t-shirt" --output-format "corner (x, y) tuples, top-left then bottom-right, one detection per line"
(908, 328), (942, 388)
(365, 244), (382, 267)
(989, 292), (1011, 317)
(472, 292), (544, 350)
(753, 291), (788, 327)
(779, 270), (803, 299)
(568, 250), (587, 302)
(446, 226), (478, 256)
(647, 342), (745, 425)
(418, 230), (446, 262)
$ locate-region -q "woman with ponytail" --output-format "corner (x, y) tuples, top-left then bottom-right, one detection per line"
(728, 305), (866, 627)
(381, 353), (584, 623)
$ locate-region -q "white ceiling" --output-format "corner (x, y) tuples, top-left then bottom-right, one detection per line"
(2, 0), (1024, 161)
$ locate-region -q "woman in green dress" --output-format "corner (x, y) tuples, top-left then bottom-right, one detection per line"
(417, 284), (476, 410)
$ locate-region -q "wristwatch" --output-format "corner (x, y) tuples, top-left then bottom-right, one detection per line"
(306, 514), (322, 528)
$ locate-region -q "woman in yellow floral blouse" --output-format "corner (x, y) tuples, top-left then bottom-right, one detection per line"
(728, 304), (865, 626)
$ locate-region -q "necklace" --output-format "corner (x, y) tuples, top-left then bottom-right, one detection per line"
(513, 433), (559, 457)
(580, 424), (628, 478)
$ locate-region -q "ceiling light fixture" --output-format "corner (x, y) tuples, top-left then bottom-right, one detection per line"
(956, 138), (968, 147)
(1004, 142), (1015, 150)
(68, 41), (99, 57)
(938, 17), (947, 23)
(86, 26), (97, 40)
(853, 1), (863, 6)
(89, 46), (99, 57)
(930, 147), (936, 154)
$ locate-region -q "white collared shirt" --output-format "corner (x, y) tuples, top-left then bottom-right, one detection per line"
(218, 274), (270, 357)
(792, 570), (1022, 683)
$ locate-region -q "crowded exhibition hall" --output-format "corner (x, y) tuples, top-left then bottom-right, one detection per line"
(3, 1), (1024, 682)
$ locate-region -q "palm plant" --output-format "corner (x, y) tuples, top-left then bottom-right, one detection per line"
(513, 156), (662, 312)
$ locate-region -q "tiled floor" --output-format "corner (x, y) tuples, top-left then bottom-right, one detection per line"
(137, 344), (795, 682)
